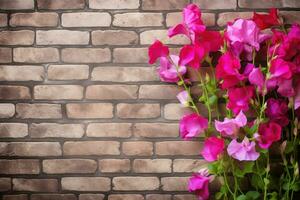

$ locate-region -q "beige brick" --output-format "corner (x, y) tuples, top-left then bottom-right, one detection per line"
(156, 141), (202, 156)
(0, 178), (11, 192)
(0, 86), (30, 100)
(123, 141), (153, 156)
(0, 159), (39, 174)
(92, 30), (138, 45)
(91, 67), (158, 82)
(173, 159), (207, 172)
(173, 195), (197, 200)
(13, 178), (58, 192)
(62, 12), (111, 27)
(37, 0), (85, 9)
(62, 48), (111, 63)
(0, 48), (12, 63)
(117, 103), (160, 119)
(142, 0), (189, 10)
(113, 177), (159, 191)
(79, 194), (105, 200)
(113, 48), (148, 63)
(113, 13), (163, 27)
(37, 30), (89, 45)
(86, 85), (138, 100)
(87, 123), (132, 138)
(164, 103), (192, 120)
(239, 0), (283, 8)
(283, 0), (300, 7)
(66, 103), (113, 119)
(0, 14), (7, 27)
(281, 11), (300, 24)
(31, 194), (76, 200)
(217, 12), (253, 26)
(3, 195), (28, 200)
(133, 159), (171, 173)
(133, 123), (178, 138)
(166, 12), (215, 27)
(62, 177), (110, 191)
(146, 194), (171, 200)
(140, 30), (189, 45)
(43, 159), (97, 174)
(139, 85), (179, 99)
(99, 159), (130, 173)
(64, 141), (120, 156)
(48, 65), (89, 80)
(0, 30), (34, 45)
(161, 177), (189, 191)
(0, 123), (27, 138)
(13, 48), (59, 63)
(0, 0), (34, 10)
(0, 104), (15, 118)
(16, 103), (62, 119)
(34, 85), (83, 100)
(89, 0), (140, 9)
(30, 123), (84, 138)
(193, 0), (236, 9)
(0, 142), (61, 157)
(0, 65), (44, 81)
(108, 195), (144, 200)
(10, 12), (58, 27)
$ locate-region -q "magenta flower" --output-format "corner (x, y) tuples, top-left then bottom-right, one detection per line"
(249, 67), (265, 93)
(179, 113), (208, 140)
(215, 111), (247, 138)
(179, 43), (206, 69)
(158, 55), (186, 83)
(201, 136), (225, 162)
(266, 98), (289, 127)
(270, 58), (293, 79)
(188, 173), (210, 200)
(148, 40), (169, 64)
(227, 137), (260, 161)
(227, 86), (254, 115)
(253, 8), (280, 30)
(257, 122), (282, 149)
(295, 80), (300, 110)
(177, 91), (190, 107)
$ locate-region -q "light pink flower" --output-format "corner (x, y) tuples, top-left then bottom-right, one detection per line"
(201, 136), (225, 162)
(188, 173), (210, 200)
(158, 55), (186, 83)
(148, 40), (169, 64)
(227, 137), (260, 161)
(257, 122), (282, 149)
(179, 113), (208, 140)
(177, 91), (190, 107)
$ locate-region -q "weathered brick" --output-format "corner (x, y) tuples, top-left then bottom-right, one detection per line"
(113, 13), (163, 27)
(0, 0), (34, 10)
(283, 0), (300, 7)
(0, 86), (30, 100)
(0, 31), (34, 45)
(87, 123), (132, 138)
(62, 177), (110, 191)
(139, 85), (179, 99)
(48, 65), (89, 80)
(0, 178), (11, 192)
(156, 141), (202, 156)
(34, 85), (84, 100)
(173, 195), (197, 200)
(92, 30), (138, 45)
(164, 103), (192, 120)
(3, 195), (28, 200)
(99, 159), (130, 173)
(43, 159), (97, 174)
(173, 159), (207, 172)
(133, 123), (178, 138)
(0, 104), (15, 118)
(117, 103), (160, 119)
(89, 0), (140, 9)
(62, 48), (111, 63)
(66, 103), (113, 119)
(13, 48), (59, 63)
(86, 85), (138, 100)
(161, 177), (189, 191)
(0, 123), (28, 138)
(133, 159), (172, 173)
(0, 14), (7, 27)
(31, 194), (76, 200)
(30, 123), (84, 138)
(281, 11), (300, 24)
(0, 142), (62, 156)
(10, 12), (58, 27)
(64, 141), (120, 156)
(146, 194), (171, 200)
(166, 12), (215, 27)
(62, 12), (111, 27)
(140, 30), (189, 45)
(239, 0), (283, 8)
(142, 0), (189, 10)
(0, 159), (39, 174)
(0, 48), (12, 63)
(122, 141), (153, 156)
(113, 48), (148, 63)
(37, 0), (85, 9)
(0, 65), (44, 81)
(16, 103), (62, 119)
(113, 177), (159, 191)
(13, 178), (58, 192)
(217, 12), (253, 26)
(79, 194), (105, 200)
(37, 30), (89, 45)
(193, 0), (236, 9)
(108, 195), (144, 200)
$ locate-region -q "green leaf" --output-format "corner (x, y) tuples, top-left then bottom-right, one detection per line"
(269, 192), (278, 200)
(235, 162), (254, 178)
(251, 174), (264, 190)
(264, 178), (270, 186)
(237, 195), (247, 200)
(215, 192), (223, 200)
(246, 191), (260, 200)
(292, 181), (300, 191)
(284, 141), (294, 154)
(208, 95), (218, 106)
(198, 94), (206, 103)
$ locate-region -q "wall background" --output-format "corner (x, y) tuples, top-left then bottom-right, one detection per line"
(0, 0), (299, 199)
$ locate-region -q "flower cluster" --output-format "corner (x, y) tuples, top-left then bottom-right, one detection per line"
(149, 4), (300, 200)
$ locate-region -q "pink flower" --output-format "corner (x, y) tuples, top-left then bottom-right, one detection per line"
(249, 67), (265, 93)
(227, 137), (260, 161)
(227, 86), (254, 115)
(179, 113), (208, 140)
(188, 173), (210, 200)
(266, 98), (289, 127)
(270, 58), (293, 79)
(148, 40), (169, 64)
(294, 80), (300, 110)
(252, 8), (281, 30)
(201, 136), (225, 162)
(257, 122), (282, 149)
(177, 91), (190, 107)
(179, 43), (206, 69)
(158, 55), (187, 83)
(214, 111), (247, 138)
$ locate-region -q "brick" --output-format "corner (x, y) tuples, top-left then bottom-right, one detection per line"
(86, 85), (138, 100)
(146, 194), (171, 200)
(37, 0), (85, 9)
(10, 12), (58, 27)
(0, 65), (45, 81)
(62, 48), (111, 63)
(133, 123), (178, 138)
(13, 178), (58, 192)
(31, 194), (76, 200)
(139, 85), (179, 99)
(173, 159), (207, 172)
(113, 13), (163, 27)
(239, 0), (283, 8)
(13, 48), (59, 63)
(142, 0), (189, 10)
(113, 48), (148, 63)
(217, 12), (253, 26)
(140, 30), (189, 45)
(173, 195), (197, 200)
(0, 31), (34, 45)
(156, 141), (202, 156)
(89, 0), (140, 9)
(117, 103), (160, 119)
(62, 177), (110, 191)
(34, 85), (83, 100)
(87, 123), (132, 138)
(0, 104), (15, 118)
(0, 48), (12, 63)
(16, 103), (62, 119)
(161, 177), (189, 191)
(164, 103), (192, 120)
(3, 195), (28, 200)
(48, 65), (89, 80)
(0, 14), (7, 27)
(0, 178), (11, 192)
(62, 12), (111, 27)
(92, 30), (138, 45)
(0, 0), (34, 10)
(43, 159), (97, 174)
(166, 12), (215, 27)
(66, 103), (113, 119)
(30, 123), (84, 138)
(133, 159), (172, 173)
(0, 123), (28, 138)
(281, 11), (300, 24)
(0, 142), (62, 157)
(113, 177), (159, 191)
(193, 0), (236, 9)
(37, 30), (89, 45)
(108, 195), (144, 200)
(91, 67), (158, 82)
(283, 0), (300, 7)
(99, 159), (130, 173)
(79, 194), (105, 200)
(0, 159), (39, 174)
(0, 86), (30, 100)
(64, 141), (120, 156)
(123, 141), (153, 156)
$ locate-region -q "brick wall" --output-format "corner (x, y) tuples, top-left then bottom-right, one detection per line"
(0, 0), (299, 199)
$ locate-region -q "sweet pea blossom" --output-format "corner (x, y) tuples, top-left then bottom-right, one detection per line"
(253, 8), (281, 30)
(266, 98), (289, 127)
(227, 86), (254, 115)
(257, 122), (282, 149)
(188, 172), (210, 200)
(158, 55), (187, 83)
(249, 67), (265, 93)
(227, 137), (260, 161)
(179, 113), (208, 140)
(201, 136), (225, 162)
(148, 40), (169, 64)
(179, 43), (206, 69)
(177, 91), (190, 107)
